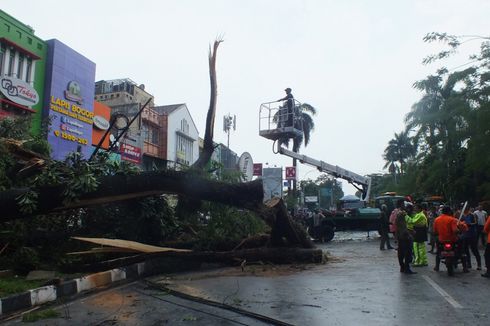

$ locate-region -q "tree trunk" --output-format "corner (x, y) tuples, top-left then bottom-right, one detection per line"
(193, 39), (223, 170)
(266, 197), (313, 248)
(0, 170), (264, 221)
(66, 247), (324, 273)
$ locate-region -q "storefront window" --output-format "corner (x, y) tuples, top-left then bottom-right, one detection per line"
(17, 53), (24, 79)
(25, 58), (32, 82)
(7, 50), (15, 76)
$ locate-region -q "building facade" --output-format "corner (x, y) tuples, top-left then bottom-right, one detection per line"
(0, 10), (46, 135)
(43, 39), (96, 160)
(94, 79), (155, 167)
(153, 104), (199, 168)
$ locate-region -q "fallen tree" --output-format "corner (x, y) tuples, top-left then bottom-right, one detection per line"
(1, 170), (263, 220)
(0, 39), (316, 272)
(0, 171), (312, 248)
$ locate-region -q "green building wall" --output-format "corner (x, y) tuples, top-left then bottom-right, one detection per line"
(0, 10), (46, 136)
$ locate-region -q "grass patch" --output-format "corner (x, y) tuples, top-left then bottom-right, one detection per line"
(22, 309), (61, 322)
(0, 277), (45, 297)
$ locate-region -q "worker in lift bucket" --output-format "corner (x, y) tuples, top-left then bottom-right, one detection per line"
(277, 88), (294, 127)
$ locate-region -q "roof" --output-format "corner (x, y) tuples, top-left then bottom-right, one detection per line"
(153, 103), (199, 135)
(153, 104), (185, 115)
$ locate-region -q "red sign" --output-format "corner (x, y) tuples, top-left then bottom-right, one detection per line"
(253, 163), (263, 176)
(120, 143), (141, 164)
(285, 166), (296, 180)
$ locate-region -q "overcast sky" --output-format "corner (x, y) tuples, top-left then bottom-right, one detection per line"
(3, 0), (489, 194)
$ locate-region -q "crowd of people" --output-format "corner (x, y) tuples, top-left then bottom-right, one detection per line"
(381, 199), (490, 277)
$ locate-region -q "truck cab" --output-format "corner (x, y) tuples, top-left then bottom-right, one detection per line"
(374, 194), (406, 216)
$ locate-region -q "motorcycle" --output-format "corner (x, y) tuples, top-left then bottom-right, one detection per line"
(438, 241), (466, 276)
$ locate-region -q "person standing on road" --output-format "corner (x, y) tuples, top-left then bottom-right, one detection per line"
(379, 204), (394, 250)
(395, 202), (416, 274)
(390, 199), (404, 249)
(461, 207), (482, 270)
(481, 213), (490, 278)
(474, 205), (488, 248)
(312, 209), (325, 242)
(412, 203), (428, 267)
(428, 206), (438, 254)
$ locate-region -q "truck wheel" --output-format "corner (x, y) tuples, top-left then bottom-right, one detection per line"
(323, 226), (335, 242)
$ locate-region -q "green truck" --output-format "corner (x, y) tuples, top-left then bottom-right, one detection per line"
(311, 196), (382, 242)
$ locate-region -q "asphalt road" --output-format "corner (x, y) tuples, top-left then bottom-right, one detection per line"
(3, 233), (489, 325)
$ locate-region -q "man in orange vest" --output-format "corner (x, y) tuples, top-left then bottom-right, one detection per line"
(433, 206), (468, 272)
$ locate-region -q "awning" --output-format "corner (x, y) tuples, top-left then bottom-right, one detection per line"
(0, 98), (36, 113)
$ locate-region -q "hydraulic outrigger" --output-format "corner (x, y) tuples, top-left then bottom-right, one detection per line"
(259, 99), (372, 202)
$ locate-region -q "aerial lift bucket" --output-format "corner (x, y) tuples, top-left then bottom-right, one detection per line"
(259, 100), (303, 141)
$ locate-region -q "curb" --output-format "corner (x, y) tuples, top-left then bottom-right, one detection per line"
(0, 259), (161, 317)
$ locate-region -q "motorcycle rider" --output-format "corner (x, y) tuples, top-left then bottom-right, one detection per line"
(433, 206), (468, 272)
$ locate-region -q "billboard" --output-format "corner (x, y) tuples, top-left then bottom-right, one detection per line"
(262, 167), (283, 201)
(44, 39), (96, 160)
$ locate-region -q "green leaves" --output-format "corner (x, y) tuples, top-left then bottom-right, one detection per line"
(16, 190), (39, 214)
(384, 33), (490, 202)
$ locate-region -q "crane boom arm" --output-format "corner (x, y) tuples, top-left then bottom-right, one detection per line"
(278, 146), (372, 201)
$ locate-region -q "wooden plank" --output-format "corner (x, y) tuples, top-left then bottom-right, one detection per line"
(66, 247), (141, 255)
(72, 237), (192, 253)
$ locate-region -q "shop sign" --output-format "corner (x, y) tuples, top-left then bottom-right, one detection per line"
(305, 196), (318, 203)
(120, 143), (141, 164)
(253, 163), (263, 176)
(0, 75), (39, 106)
(238, 152), (253, 181)
(93, 115), (110, 130)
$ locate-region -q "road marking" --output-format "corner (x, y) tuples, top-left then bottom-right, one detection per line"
(422, 275), (463, 309)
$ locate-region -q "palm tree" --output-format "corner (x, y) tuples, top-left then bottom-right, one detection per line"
(383, 130), (416, 176)
(275, 103), (317, 192)
(405, 68), (474, 158)
(383, 150), (399, 184)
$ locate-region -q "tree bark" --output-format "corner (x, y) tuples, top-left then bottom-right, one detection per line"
(266, 197), (313, 248)
(193, 39), (223, 170)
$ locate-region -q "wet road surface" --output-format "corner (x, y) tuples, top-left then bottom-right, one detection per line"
(4, 233), (489, 325)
